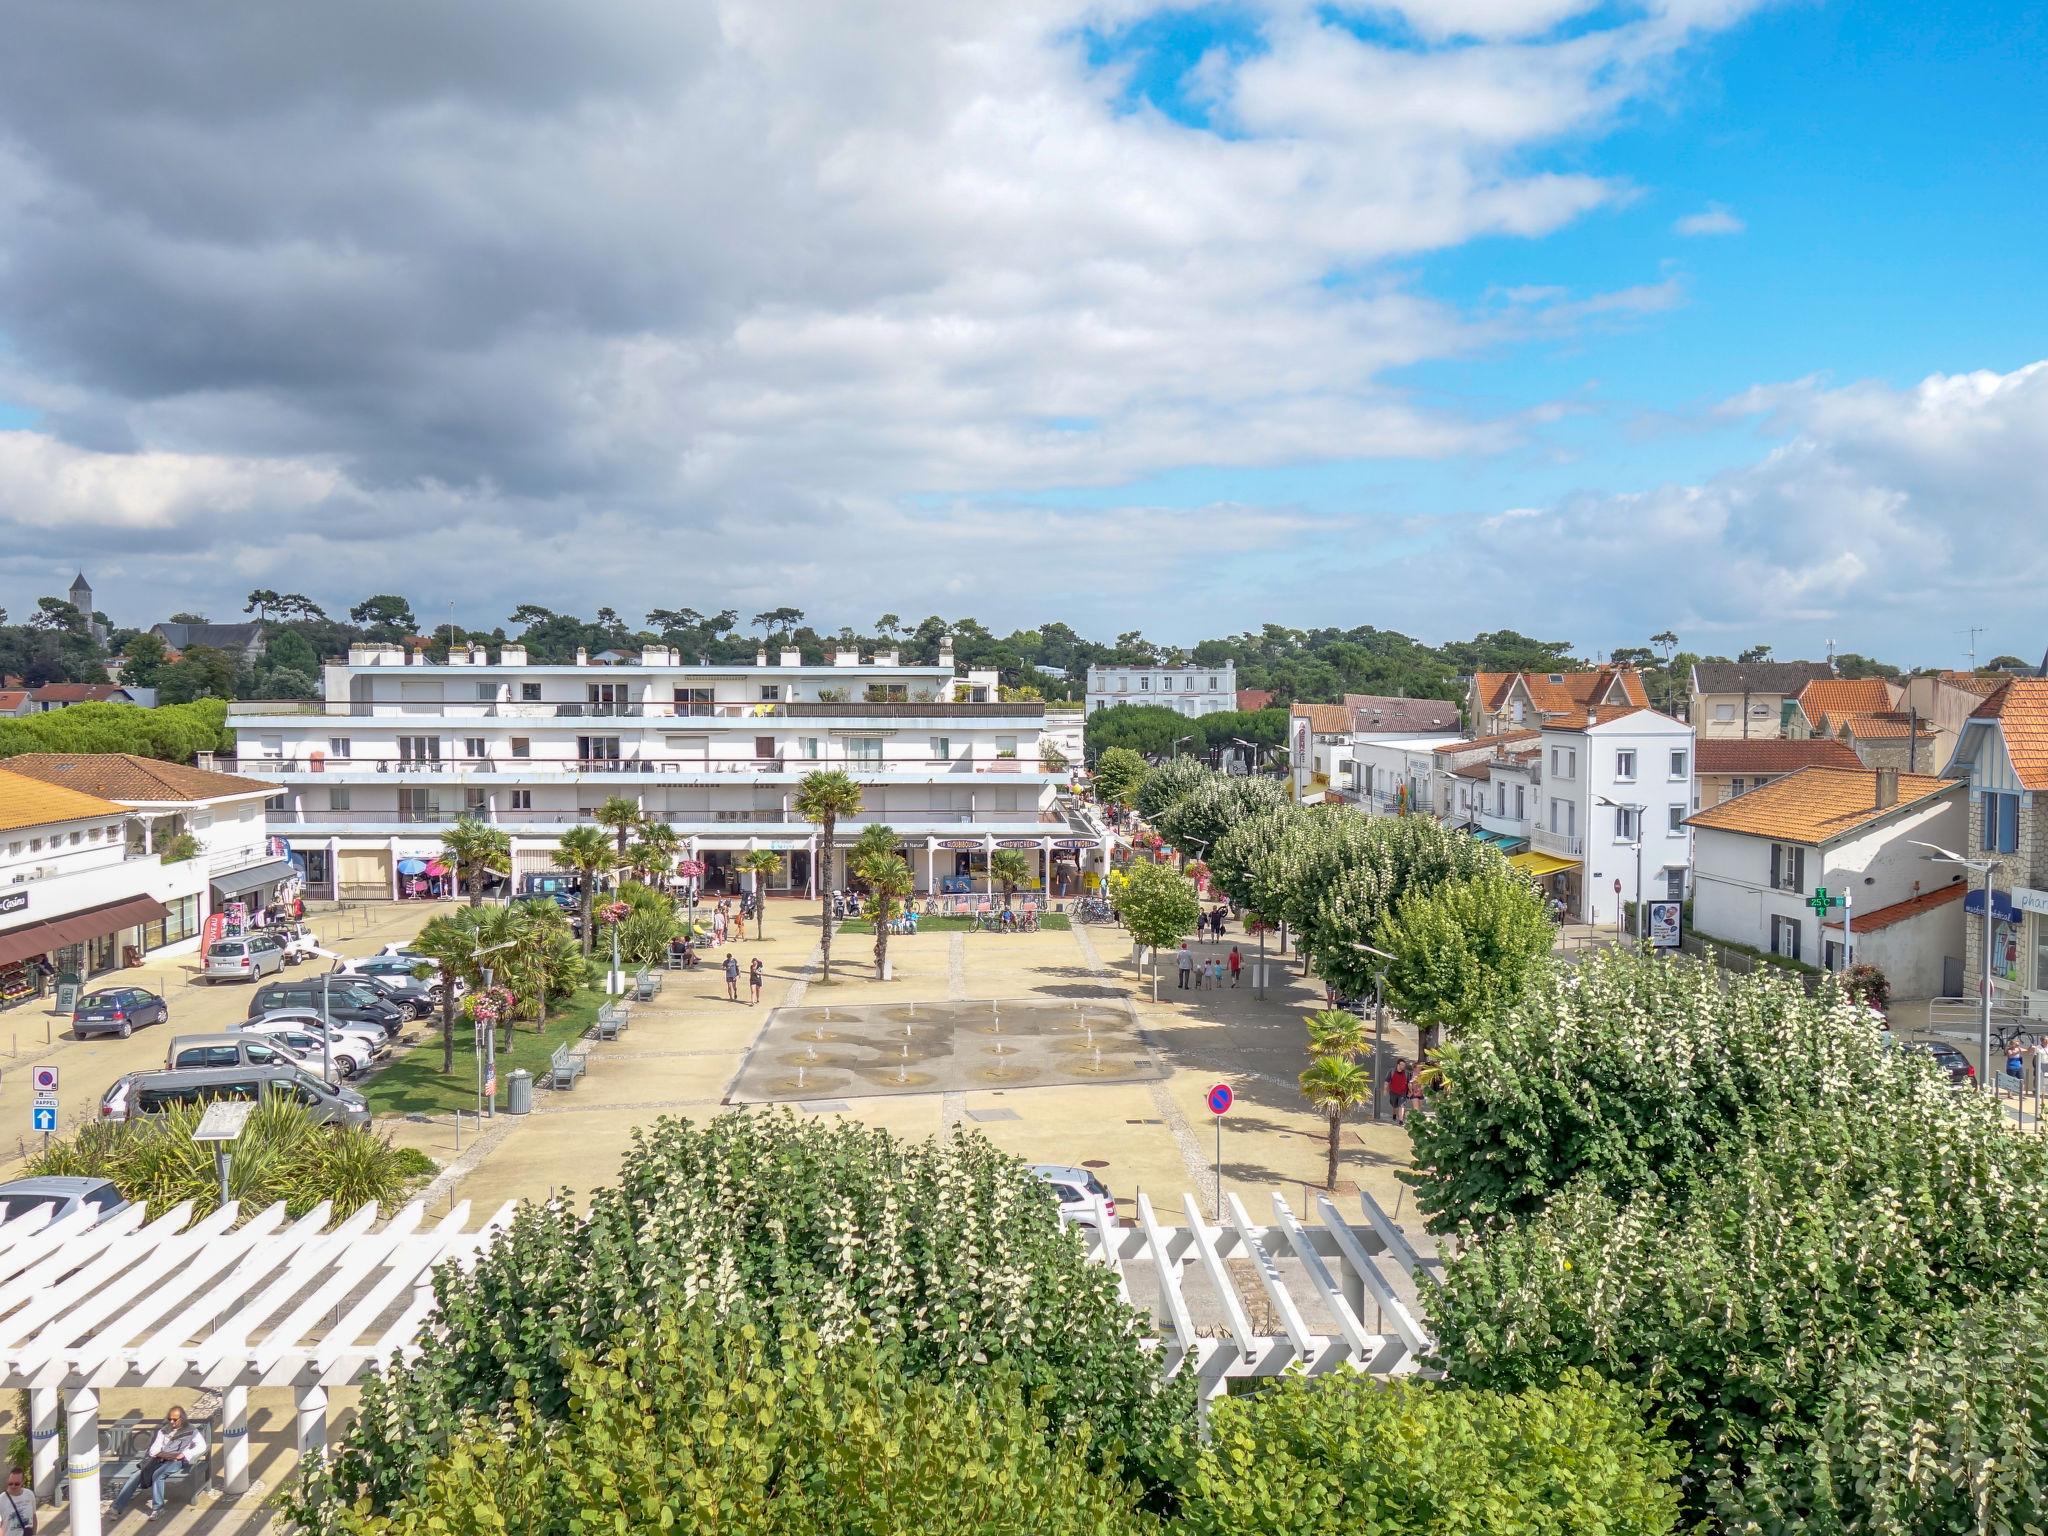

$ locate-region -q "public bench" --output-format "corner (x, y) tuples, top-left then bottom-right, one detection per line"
(594, 1002), (629, 1041)
(633, 965), (661, 1001)
(100, 1416), (212, 1508)
(548, 1041), (589, 1089)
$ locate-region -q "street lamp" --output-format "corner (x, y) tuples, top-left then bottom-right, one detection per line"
(1173, 734), (1196, 759)
(1595, 794), (1646, 939)
(1347, 941), (1396, 1121)
(1913, 840), (1999, 1090)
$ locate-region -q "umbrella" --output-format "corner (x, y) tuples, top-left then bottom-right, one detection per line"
(397, 858), (428, 875)
(424, 860), (448, 876)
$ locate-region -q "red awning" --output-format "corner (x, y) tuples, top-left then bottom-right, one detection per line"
(0, 894), (171, 967)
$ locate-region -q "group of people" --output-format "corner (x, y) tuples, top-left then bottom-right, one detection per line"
(1198, 905), (1229, 940)
(721, 950), (766, 1004)
(1174, 942), (1243, 989)
(1383, 1059), (1424, 1124)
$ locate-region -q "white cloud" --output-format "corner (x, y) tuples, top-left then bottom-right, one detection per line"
(1674, 203), (1745, 236)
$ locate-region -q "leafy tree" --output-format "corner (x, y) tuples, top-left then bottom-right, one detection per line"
(1154, 773), (1289, 863)
(409, 909), (487, 1073)
(1109, 861), (1201, 999)
(439, 815), (511, 908)
(989, 848), (1031, 907)
(592, 795), (643, 864)
(263, 628), (318, 677)
(857, 852), (915, 980)
(1372, 867), (1553, 1044)
(275, 592), (327, 621)
(752, 606), (806, 639)
(1086, 703), (1198, 760)
(244, 588), (283, 621)
(116, 630), (170, 690)
(735, 849), (783, 936)
(29, 597), (88, 634)
(627, 819), (681, 885)
(1092, 746), (1148, 808)
(0, 698), (230, 763)
(1308, 818), (1499, 1002)
(1133, 754), (1209, 823)
(155, 645), (238, 704)
(349, 594), (418, 638)
(165, 611), (209, 624)
(550, 826), (616, 956)
(1986, 654), (2028, 672)
(795, 769), (863, 982)
(1738, 642), (1773, 663)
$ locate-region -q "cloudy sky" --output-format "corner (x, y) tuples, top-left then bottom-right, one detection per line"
(0, 1), (2041, 665)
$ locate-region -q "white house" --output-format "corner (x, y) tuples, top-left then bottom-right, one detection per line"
(1939, 678), (2048, 1010)
(225, 642), (1093, 901)
(1087, 662), (1237, 718)
(1686, 767), (1967, 994)
(1530, 706), (1696, 927)
(1288, 704), (1354, 799)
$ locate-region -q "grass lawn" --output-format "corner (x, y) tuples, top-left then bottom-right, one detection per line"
(363, 988), (606, 1119)
(837, 913), (1070, 934)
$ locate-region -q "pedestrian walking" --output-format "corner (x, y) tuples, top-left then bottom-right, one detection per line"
(1176, 944), (1193, 989)
(1387, 1060), (1410, 1125)
(1228, 946), (1242, 986)
(1209, 958), (1225, 988)
(4, 1467), (34, 1536)
(723, 950), (740, 1001)
(748, 957), (764, 1004)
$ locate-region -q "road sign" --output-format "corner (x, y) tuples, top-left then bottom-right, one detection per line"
(1207, 1082), (1234, 1115)
(31, 1091), (57, 1109)
(31, 1066), (57, 1092)
(193, 1101), (256, 1143)
(31, 1107), (56, 1133)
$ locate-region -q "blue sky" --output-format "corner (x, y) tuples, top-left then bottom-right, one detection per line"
(0, 0), (2043, 667)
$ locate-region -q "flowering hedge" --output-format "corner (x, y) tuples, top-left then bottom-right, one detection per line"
(287, 1111), (1190, 1527)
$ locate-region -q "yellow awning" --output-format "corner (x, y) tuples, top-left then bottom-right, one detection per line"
(1509, 850), (1579, 878)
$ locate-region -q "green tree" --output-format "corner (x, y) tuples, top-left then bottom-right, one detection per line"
(155, 645), (237, 704)
(551, 826), (616, 956)
(1110, 860), (1201, 999)
(593, 796), (643, 865)
(409, 909), (487, 1073)
(262, 628), (318, 677)
(989, 848), (1031, 907)
(857, 852), (915, 980)
(1373, 868), (1553, 1045)
(735, 849), (783, 937)
(1133, 754), (1209, 823)
(1298, 1055), (1375, 1190)
(795, 769), (863, 983)
(439, 815), (511, 908)
(1092, 746), (1148, 808)
(244, 588), (283, 622)
(349, 594), (418, 638)
(117, 630), (170, 690)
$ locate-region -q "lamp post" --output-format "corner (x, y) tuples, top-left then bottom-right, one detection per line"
(1348, 941), (1396, 1121)
(470, 938), (516, 1117)
(1596, 794), (1646, 939)
(1914, 840), (1999, 1090)
(1173, 734), (1196, 760)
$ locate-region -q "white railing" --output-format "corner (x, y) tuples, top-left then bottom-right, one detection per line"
(1530, 827), (1583, 858)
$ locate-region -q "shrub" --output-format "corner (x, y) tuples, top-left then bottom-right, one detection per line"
(288, 1111), (1190, 1525)
(319, 1308), (1156, 1536)
(0, 697), (231, 762)
(1184, 1368), (1682, 1536)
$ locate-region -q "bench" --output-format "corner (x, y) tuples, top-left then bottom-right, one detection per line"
(633, 966), (660, 1001)
(593, 1002), (630, 1042)
(548, 1042), (589, 1089)
(101, 1417), (211, 1509)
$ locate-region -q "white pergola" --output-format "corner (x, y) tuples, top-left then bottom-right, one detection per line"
(1083, 1189), (1437, 1394)
(0, 1196), (513, 1536)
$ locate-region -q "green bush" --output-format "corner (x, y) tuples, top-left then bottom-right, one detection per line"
(30, 1099), (422, 1220)
(1184, 1369), (1681, 1536)
(288, 1111), (1191, 1526)
(319, 1308), (1155, 1536)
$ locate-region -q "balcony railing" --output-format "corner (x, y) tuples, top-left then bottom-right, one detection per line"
(279, 807), (1062, 827)
(231, 699), (1043, 720)
(1530, 827), (1584, 858)
(238, 755), (1037, 777)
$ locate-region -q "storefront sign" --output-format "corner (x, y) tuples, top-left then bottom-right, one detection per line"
(936, 839), (981, 850)
(0, 891), (25, 916)
(2015, 887), (2048, 916)
(995, 838), (1040, 849)
(1051, 838), (1096, 850)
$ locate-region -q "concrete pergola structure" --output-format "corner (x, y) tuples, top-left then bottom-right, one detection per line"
(0, 1195), (514, 1536)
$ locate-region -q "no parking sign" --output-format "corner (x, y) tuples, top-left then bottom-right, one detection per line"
(1207, 1082), (1233, 1219)
(1207, 1082), (1233, 1116)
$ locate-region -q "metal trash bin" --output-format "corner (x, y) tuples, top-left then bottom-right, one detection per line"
(506, 1068), (534, 1116)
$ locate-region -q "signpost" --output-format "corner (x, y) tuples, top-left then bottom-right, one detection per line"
(1207, 1082), (1233, 1218)
(1806, 886), (1850, 967)
(192, 1099), (256, 1206)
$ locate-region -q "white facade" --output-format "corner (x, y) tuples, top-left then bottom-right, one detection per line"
(1534, 710), (1697, 926)
(226, 643), (1091, 900)
(1088, 663), (1237, 718)
(1346, 734), (1469, 817)
(1690, 782), (1966, 983)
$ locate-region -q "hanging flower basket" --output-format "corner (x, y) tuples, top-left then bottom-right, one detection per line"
(598, 900), (631, 925)
(675, 858), (706, 880)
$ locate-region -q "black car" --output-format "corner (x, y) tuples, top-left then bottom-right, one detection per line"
(73, 987), (170, 1040)
(333, 966), (435, 1020)
(1905, 1040), (1976, 1085)
(248, 979), (403, 1037)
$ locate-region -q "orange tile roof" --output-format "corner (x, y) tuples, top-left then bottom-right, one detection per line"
(1696, 738), (1863, 774)
(0, 767), (130, 833)
(1476, 667), (1646, 718)
(1822, 880), (1965, 934)
(1838, 711), (1937, 740)
(1451, 761), (1494, 780)
(1432, 729), (1539, 755)
(1938, 671), (2005, 697)
(1797, 677), (1898, 726)
(1685, 767), (1957, 845)
(27, 683), (132, 705)
(1969, 679), (2048, 789)
(1290, 703), (1354, 735)
(0, 753), (273, 804)
(0, 691), (27, 711)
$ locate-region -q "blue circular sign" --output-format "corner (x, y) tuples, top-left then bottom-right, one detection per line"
(1207, 1082), (1234, 1115)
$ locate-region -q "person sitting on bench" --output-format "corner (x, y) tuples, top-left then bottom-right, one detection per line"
(109, 1405), (207, 1518)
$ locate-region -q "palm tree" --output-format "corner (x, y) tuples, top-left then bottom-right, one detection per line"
(735, 850), (783, 938)
(502, 900), (578, 1034)
(1305, 1008), (1369, 1061)
(594, 796), (643, 866)
(794, 769), (863, 982)
(632, 821), (681, 882)
(1300, 1055), (1376, 1191)
(409, 910), (486, 1074)
(552, 826), (617, 956)
(856, 851), (915, 981)
(989, 849), (1031, 909)
(440, 815), (512, 908)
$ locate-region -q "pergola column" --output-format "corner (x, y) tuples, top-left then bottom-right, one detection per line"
(221, 1385), (250, 1494)
(295, 1384), (329, 1461)
(29, 1387), (57, 1499)
(66, 1386), (101, 1536)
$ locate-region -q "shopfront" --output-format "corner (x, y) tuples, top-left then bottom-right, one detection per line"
(210, 856), (302, 919)
(0, 892), (172, 1010)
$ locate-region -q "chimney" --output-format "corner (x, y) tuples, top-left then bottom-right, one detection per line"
(938, 634), (955, 668)
(756, 647), (768, 667)
(499, 644), (527, 666)
(833, 648), (858, 667)
(877, 649), (899, 667)
(780, 647), (802, 667)
(1875, 766), (1899, 810)
(574, 646), (588, 666)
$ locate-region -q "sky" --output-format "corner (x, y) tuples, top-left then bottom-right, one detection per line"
(0, 0), (2043, 668)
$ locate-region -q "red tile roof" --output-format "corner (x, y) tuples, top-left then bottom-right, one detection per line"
(1432, 729), (1540, 755)
(1235, 689), (1275, 713)
(1290, 703), (1354, 734)
(1685, 768), (1957, 844)
(1696, 738), (1863, 774)
(1969, 679), (2048, 789)
(1476, 667), (1647, 718)
(1343, 694), (1461, 733)
(1797, 677), (1898, 726)
(28, 683), (131, 704)
(1822, 880), (1965, 933)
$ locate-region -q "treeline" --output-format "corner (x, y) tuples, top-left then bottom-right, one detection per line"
(0, 699), (232, 764)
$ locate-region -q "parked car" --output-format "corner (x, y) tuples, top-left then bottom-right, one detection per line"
(99, 1064), (370, 1129)
(272, 923), (322, 965)
(234, 1017), (379, 1079)
(1028, 1164), (1119, 1229)
(240, 1008), (390, 1059)
(351, 952), (466, 1002)
(331, 965), (435, 1020)
(72, 986), (170, 1040)
(0, 1176), (130, 1225)
(248, 979), (402, 1037)
(166, 1033), (306, 1073)
(203, 933), (288, 983)
(1904, 1039), (1976, 1085)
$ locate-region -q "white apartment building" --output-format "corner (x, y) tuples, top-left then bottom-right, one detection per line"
(226, 642), (1095, 901)
(1088, 662), (1237, 718)
(1528, 706), (1697, 927)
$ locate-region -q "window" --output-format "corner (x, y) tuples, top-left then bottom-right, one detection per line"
(510, 737), (531, 759)
(1209, 676), (1219, 690)
(577, 735), (621, 763)
(1667, 803), (1686, 833)
(930, 737), (952, 761)
(1723, 777), (1744, 801)
(1669, 749), (1688, 779)
(464, 737), (487, 759)
(1614, 807), (1640, 841)
(398, 735), (439, 763)
(476, 683), (495, 701)
(69, 831), (81, 845)
(759, 685), (781, 702)
(1714, 703), (1735, 722)
(674, 687), (715, 715)
(801, 737), (821, 759)
(1139, 677), (1150, 690)
(1615, 749), (1637, 781)
(520, 683), (542, 702)
(465, 790), (488, 815)
(1513, 785), (1525, 819)
(328, 737), (351, 759)
(1983, 791), (2020, 854)
(329, 788), (351, 811)
(511, 790), (533, 810)
(847, 737), (883, 764)
(1770, 914), (1802, 961)
(1666, 868), (1685, 901)
(1549, 798), (1563, 832)
(754, 736), (776, 761)
(1770, 842), (1806, 893)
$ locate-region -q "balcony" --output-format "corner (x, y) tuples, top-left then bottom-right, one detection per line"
(235, 755), (1041, 778)
(275, 807), (1065, 828)
(1530, 827), (1583, 859)
(228, 699), (1045, 721)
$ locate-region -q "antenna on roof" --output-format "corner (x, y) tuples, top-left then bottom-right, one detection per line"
(1825, 638), (1836, 674)
(1956, 627), (1985, 671)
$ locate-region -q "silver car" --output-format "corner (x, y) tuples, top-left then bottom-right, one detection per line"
(1028, 1164), (1119, 1229)
(203, 934), (287, 983)
(0, 1176), (130, 1225)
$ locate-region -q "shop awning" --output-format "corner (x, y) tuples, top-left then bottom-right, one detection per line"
(1964, 887), (2021, 923)
(1471, 829), (1528, 852)
(0, 894), (170, 967)
(1509, 850), (1579, 879)
(209, 858), (298, 898)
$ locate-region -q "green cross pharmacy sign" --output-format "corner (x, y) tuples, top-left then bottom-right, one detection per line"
(1806, 887), (1844, 918)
